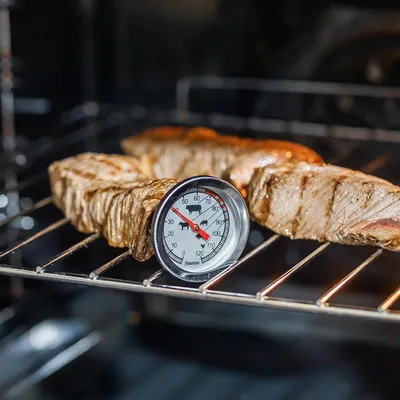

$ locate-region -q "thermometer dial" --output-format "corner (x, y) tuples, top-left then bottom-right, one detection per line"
(151, 176), (250, 282)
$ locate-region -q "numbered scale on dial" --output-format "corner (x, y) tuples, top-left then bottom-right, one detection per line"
(151, 176), (250, 282)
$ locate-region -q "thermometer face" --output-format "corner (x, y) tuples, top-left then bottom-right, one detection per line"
(152, 176), (250, 282)
(164, 187), (231, 270)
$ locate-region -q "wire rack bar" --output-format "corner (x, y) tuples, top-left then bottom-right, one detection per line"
(122, 104), (400, 144)
(0, 217), (69, 260)
(199, 234), (280, 292)
(36, 233), (100, 273)
(177, 75), (400, 113)
(256, 243), (330, 299)
(317, 249), (383, 306)
(84, 102), (400, 145)
(89, 250), (131, 279)
(0, 196), (52, 228)
(19, 111), (127, 172)
(0, 109), (130, 177)
(143, 269), (163, 286)
(378, 287), (400, 312)
(153, 283), (199, 293)
(0, 264), (398, 321)
(0, 171), (47, 197)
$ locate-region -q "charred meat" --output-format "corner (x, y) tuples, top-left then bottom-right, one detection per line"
(247, 162), (400, 251)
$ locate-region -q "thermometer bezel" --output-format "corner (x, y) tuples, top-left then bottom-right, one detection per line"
(151, 175), (250, 283)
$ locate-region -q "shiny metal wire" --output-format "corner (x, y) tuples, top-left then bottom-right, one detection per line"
(0, 202), (397, 320)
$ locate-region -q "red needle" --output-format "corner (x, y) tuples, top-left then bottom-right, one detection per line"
(171, 207), (210, 241)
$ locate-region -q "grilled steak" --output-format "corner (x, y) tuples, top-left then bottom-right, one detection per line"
(121, 126), (323, 191)
(49, 153), (178, 261)
(247, 162), (400, 251)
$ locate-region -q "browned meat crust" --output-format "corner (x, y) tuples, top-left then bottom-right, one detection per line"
(247, 162), (400, 251)
(120, 126), (323, 191)
(49, 153), (178, 261)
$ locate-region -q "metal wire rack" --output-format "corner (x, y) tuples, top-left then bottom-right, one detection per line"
(0, 102), (399, 322)
(2, 0), (400, 322)
(0, 208), (399, 321)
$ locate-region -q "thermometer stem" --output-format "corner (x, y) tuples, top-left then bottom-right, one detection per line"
(171, 207), (210, 241)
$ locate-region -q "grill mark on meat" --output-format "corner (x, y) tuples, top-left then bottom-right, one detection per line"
(291, 174), (309, 238)
(261, 174), (278, 223)
(328, 171), (358, 221)
(70, 169), (98, 180)
(246, 161), (400, 252)
(323, 175), (345, 241)
(363, 183), (374, 208)
(97, 157), (124, 171)
(326, 175), (345, 219)
(85, 190), (95, 201)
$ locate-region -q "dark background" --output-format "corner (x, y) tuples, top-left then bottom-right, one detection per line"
(9, 0), (400, 108)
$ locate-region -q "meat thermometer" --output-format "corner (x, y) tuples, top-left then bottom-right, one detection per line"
(151, 176), (250, 282)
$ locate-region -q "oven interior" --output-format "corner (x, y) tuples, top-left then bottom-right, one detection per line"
(1, 1), (400, 399)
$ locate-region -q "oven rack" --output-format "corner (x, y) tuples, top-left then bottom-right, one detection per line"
(0, 211), (399, 322)
(0, 94), (400, 321)
(0, 147), (399, 322)
(173, 75), (400, 143)
(62, 74), (400, 147)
